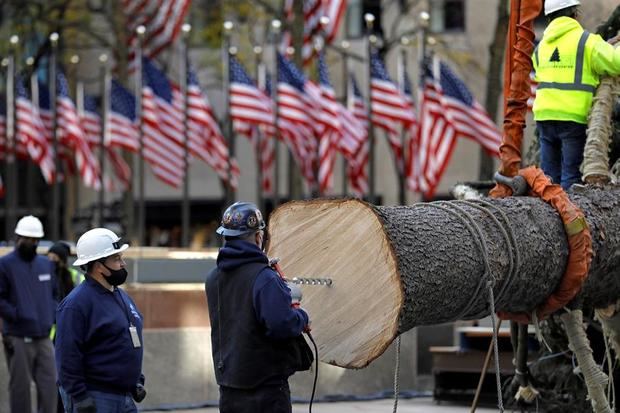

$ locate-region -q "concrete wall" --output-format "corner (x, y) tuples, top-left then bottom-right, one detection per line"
(0, 328), (417, 412)
(0, 282), (421, 412)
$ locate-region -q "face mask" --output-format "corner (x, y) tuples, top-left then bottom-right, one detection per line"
(17, 243), (37, 261)
(101, 263), (128, 286)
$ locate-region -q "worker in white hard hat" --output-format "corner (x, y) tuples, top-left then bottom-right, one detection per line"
(55, 228), (146, 413)
(533, 0), (620, 189)
(0, 215), (58, 413)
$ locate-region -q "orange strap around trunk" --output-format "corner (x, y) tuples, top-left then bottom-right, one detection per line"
(490, 0), (541, 197)
(496, 166), (593, 323)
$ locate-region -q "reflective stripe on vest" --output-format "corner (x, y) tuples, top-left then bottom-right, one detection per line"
(535, 31), (595, 93)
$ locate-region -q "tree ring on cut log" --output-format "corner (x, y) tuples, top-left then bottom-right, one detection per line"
(267, 199), (404, 369)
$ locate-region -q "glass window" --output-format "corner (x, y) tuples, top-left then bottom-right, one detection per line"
(430, 0), (465, 33)
(346, 0), (383, 39)
(346, 0), (363, 38)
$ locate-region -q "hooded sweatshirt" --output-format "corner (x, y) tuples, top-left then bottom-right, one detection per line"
(533, 17), (620, 123)
(215, 239), (308, 339)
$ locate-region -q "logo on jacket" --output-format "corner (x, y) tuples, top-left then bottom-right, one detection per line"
(129, 303), (141, 320)
(549, 47), (561, 62)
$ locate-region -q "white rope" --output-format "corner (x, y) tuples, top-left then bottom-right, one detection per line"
(582, 77), (620, 183)
(561, 309), (612, 413)
(392, 335), (401, 413)
(488, 282), (504, 412)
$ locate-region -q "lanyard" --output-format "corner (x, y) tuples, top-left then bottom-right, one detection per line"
(111, 288), (134, 327)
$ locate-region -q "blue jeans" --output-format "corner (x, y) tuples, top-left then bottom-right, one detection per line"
(59, 387), (137, 413)
(537, 120), (587, 190)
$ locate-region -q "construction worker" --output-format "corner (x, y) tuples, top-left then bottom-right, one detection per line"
(55, 228), (146, 413)
(0, 215), (58, 413)
(48, 242), (84, 301)
(533, 0), (620, 189)
(47, 241), (84, 413)
(205, 202), (312, 413)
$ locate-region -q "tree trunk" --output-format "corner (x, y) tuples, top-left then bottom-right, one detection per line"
(267, 186), (620, 368)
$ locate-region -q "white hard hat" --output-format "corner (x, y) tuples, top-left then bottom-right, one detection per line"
(73, 228), (129, 266)
(15, 215), (44, 238)
(544, 0), (580, 16)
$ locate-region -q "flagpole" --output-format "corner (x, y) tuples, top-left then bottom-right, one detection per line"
(181, 23), (191, 248)
(417, 11), (430, 197)
(340, 40), (350, 197)
(313, 36), (324, 197)
(5, 35), (18, 241)
(135, 25), (146, 246)
(397, 39), (408, 206)
(418, 11), (430, 102)
(76, 76), (86, 204)
(223, 21), (235, 208)
(254, 45), (265, 213)
(99, 53), (110, 226)
(49, 32), (60, 240)
(26, 57), (37, 210)
(271, 19), (282, 209)
(364, 14), (376, 203)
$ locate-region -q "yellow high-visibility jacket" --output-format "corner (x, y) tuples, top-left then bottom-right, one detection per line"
(533, 17), (620, 124)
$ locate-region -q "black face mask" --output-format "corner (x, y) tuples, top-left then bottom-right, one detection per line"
(17, 243), (38, 261)
(101, 263), (128, 286)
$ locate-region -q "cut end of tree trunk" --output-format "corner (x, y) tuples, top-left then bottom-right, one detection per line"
(267, 199), (404, 369)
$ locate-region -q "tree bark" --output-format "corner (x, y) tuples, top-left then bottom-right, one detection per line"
(267, 186), (620, 368)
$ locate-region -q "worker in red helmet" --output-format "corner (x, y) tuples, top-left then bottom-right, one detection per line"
(205, 202), (312, 413)
(533, 0), (620, 189)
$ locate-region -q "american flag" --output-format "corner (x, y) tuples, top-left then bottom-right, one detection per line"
(124, 0), (191, 71)
(414, 56), (502, 197)
(282, 0), (347, 66)
(402, 70), (421, 192)
(38, 80), (76, 178)
(108, 80), (140, 153)
(81, 95), (132, 192)
(370, 51), (416, 174)
(0, 96), (28, 161)
(277, 53), (319, 185)
(229, 56), (275, 194)
(347, 74), (369, 197)
(316, 51), (366, 194)
(141, 57), (186, 187)
(316, 51), (342, 193)
(55, 72), (101, 190)
(181, 67), (239, 189)
(15, 78), (55, 183)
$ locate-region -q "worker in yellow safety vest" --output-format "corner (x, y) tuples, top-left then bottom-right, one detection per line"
(533, 0), (620, 189)
(48, 242), (85, 300)
(48, 241), (85, 344)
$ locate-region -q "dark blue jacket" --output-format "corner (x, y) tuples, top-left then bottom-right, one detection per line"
(206, 239), (310, 388)
(55, 277), (144, 401)
(216, 239), (308, 338)
(0, 250), (57, 337)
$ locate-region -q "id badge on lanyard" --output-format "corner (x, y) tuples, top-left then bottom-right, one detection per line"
(129, 325), (141, 348)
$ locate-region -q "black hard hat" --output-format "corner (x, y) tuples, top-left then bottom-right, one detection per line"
(48, 242), (71, 263)
(216, 202), (266, 237)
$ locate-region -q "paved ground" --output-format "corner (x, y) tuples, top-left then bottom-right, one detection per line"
(145, 397), (498, 412)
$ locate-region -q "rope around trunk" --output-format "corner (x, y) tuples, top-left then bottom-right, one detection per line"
(582, 77), (620, 184)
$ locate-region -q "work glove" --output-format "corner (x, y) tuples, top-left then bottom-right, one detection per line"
(132, 383), (147, 403)
(74, 397), (97, 413)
